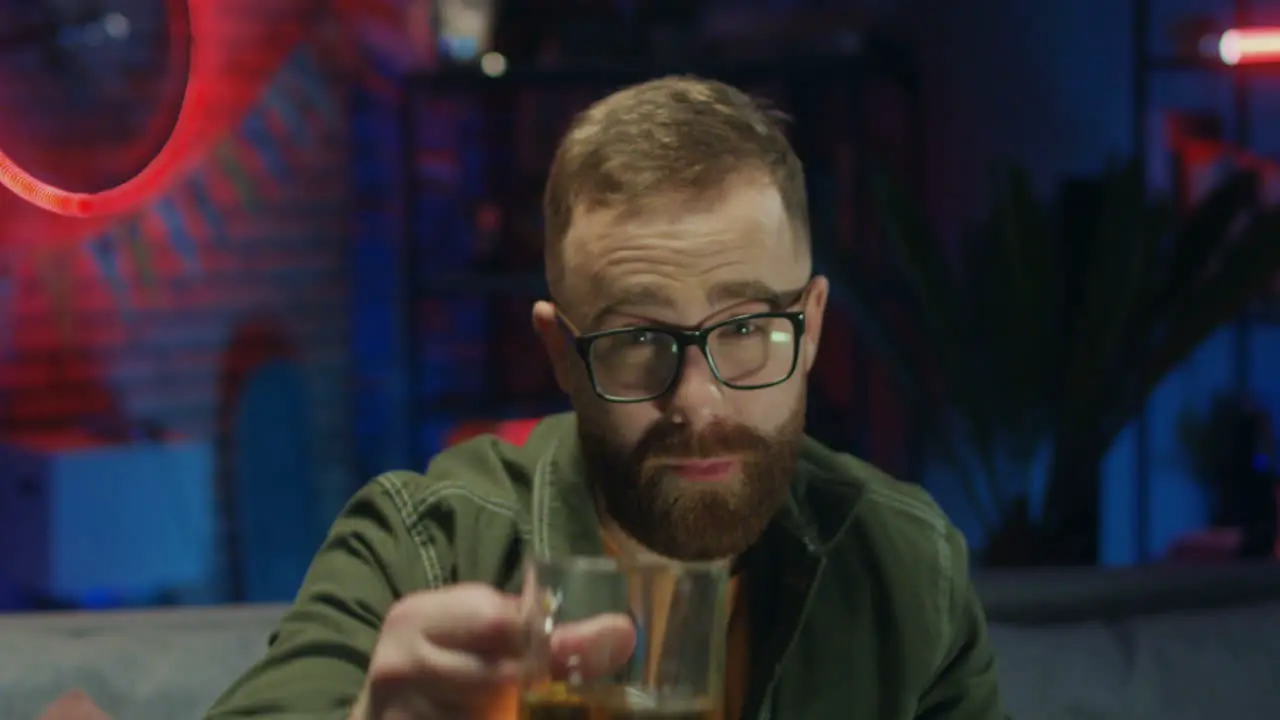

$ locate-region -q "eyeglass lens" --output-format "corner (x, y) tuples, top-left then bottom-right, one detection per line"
(588, 315), (798, 399)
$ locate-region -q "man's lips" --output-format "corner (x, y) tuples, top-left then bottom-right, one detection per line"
(662, 458), (740, 482)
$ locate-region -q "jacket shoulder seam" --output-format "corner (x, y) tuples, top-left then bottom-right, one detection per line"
(375, 472), (445, 588)
(861, 480), (946, 530)
(860, 482), (954, 671)
(376, 472), (526, 588)
(932, 524), (954, 671)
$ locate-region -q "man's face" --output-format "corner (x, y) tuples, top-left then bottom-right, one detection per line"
(534, 176), (829, 560)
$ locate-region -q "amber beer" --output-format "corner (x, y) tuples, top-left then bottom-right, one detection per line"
(519, 557), (730, 720)
(519, 684), (716, 720)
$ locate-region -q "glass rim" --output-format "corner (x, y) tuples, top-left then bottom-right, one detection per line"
(526, 553), (732, 575)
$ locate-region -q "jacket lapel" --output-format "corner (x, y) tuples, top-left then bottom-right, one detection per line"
(741, 491), (826, 720)
(532, 413), (606, 558)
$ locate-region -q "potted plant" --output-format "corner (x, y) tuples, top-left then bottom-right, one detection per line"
(818, 161), (1280, 565)
(1178, 393), (1279, 560)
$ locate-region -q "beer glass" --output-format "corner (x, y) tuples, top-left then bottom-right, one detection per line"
(518, 554), (732, 720)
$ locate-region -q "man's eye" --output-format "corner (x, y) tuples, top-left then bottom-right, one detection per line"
(727, 321), (761, 336)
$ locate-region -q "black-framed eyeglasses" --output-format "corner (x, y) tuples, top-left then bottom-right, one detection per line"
(557, 291), (809, 403)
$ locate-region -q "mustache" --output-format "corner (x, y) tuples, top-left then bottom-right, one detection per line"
(633, 419), (768, 461)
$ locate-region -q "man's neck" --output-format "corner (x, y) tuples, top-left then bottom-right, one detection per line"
(596, 503), (655, 559)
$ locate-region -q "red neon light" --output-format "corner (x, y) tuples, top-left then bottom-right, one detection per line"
(0, 0), (192, 218)
(445, 418), (540, 448)
(1218, 27), (1280, 66)
(0, 0), (319, 219)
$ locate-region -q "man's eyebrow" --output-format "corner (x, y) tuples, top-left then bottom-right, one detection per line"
(706, 278), (785, 309)
(583, 277), (807, 331)
(587, 285), (674, 328)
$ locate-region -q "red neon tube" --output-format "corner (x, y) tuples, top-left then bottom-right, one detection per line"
(0, 0), (319, 219)
(1218, 27), (1280, 66)
(0, 0), (193, 218)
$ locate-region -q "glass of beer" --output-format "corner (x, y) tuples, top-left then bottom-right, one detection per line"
(518, 554), (732, 720)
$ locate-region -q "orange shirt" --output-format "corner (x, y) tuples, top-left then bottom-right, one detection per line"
(722, 575), (750, 720)
(600, 529), (750, 720)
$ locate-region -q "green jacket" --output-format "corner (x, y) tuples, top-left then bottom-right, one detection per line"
(205, 413), (1005, 719)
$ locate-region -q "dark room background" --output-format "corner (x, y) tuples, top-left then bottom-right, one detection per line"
(0, 0), (1276, 611)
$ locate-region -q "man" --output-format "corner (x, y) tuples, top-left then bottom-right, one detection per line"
(206, 76), (1005, 719)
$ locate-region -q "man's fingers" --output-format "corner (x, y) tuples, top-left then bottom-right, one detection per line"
(379, 588), (637, 702)
(415, 643), (523, 701)
(370, 660), (520, 718)
(386, 584), (524, 659)
(549, 612), (638, 679)
(368, 621), (523, 710)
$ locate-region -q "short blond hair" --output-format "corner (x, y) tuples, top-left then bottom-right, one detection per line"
(543, 75), (809, 291)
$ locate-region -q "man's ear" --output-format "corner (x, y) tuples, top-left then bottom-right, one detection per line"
(801, 275), (829, 373)
(532, 300), (574, 393)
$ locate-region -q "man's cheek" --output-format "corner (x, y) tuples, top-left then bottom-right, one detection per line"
(605, 409), (655, 450)
(742, 392), (798, 433)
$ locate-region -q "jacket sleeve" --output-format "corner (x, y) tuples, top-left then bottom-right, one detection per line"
(915, 527), (1008, 720)
(204, 475), (437, 720)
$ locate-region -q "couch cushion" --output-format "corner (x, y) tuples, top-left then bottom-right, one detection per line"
(0, 605), (286, 720)
(5, 592), (1280, 720)
(976, 563), (1280, 623)
(991, 600), (1280, 720)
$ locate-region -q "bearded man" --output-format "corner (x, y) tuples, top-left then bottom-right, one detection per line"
(206, 75), (1007, 720)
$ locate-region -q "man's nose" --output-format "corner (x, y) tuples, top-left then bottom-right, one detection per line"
(663, 346), (724, 421)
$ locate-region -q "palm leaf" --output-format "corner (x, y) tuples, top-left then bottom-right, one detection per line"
(1112, 208), (1280, 444)
(1135, 170), (1261, 344)
(991, 166), (1064, 412)
(1053, 168), (1149, 468)
(1159, 171), (1260, 307)
(848, 157), (1280, 562)
(871, 171), (1013, 486)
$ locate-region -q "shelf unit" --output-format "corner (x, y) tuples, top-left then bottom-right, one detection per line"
(397, 43), (925, 471)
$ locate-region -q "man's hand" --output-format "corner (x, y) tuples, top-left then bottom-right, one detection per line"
(353, 583), (636, 720)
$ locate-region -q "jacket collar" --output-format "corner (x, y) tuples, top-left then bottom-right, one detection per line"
(530, 413), (605, 558)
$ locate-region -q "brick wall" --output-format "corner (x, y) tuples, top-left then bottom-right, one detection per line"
(0, 38), (355, 572)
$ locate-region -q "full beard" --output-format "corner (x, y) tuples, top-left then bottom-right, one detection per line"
(579, 404), (806, 561)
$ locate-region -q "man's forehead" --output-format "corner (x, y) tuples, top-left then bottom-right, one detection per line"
(564, 238), (806, 301)
(604, 277), (792, 309)
(553, 178), (807, 317)
(565, 204), (794, 277)
(565, 174), (789, 246)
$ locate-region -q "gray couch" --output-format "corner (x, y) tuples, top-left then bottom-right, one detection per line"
(3, 564), (1280, 719)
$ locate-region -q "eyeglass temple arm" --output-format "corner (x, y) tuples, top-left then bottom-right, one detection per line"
(554, 307), (583, 336)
